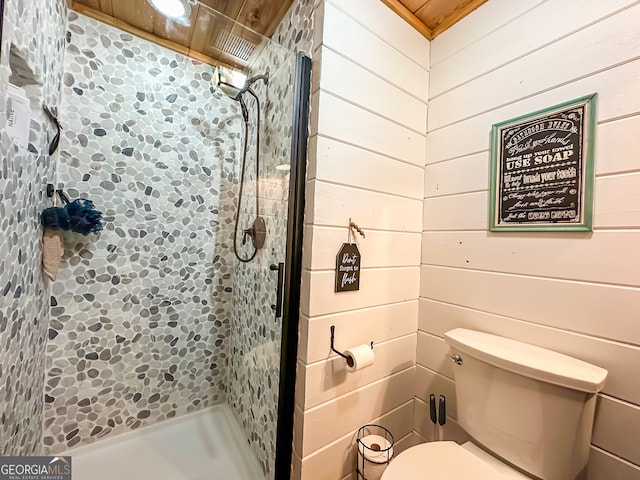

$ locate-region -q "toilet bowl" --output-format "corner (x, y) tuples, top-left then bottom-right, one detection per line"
(381, 441), (529, 479)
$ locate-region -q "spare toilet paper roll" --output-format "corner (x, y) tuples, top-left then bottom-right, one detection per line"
(357, 434), (393, 480)
(344, 344), (374, 373)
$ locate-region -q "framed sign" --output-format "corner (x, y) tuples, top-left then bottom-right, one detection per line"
(489, 94), (596, 231)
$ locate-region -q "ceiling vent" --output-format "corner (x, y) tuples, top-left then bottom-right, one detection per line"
(214, 28), (256, 63)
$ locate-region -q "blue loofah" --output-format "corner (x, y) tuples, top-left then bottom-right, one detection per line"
(41, 207), (70, 230)
(43, 190), (104, 236)
(64, 199), (104, 235)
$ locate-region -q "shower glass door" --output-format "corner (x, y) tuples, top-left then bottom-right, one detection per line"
(223, 38), (299, 479)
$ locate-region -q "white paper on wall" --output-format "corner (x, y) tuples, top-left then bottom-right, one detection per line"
(6, 83), (31, 148)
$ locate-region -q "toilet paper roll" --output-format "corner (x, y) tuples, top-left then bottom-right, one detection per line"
(357, 434), (393, 480)
(358, 460), (387, 480)
(345, 344), (375, 373)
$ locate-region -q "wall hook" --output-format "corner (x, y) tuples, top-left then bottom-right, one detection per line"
(56, 188), (71, 205)
(349, 218), (365, 239)
(43, 104), (62, 156)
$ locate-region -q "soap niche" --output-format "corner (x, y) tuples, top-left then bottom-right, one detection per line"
(9, 43), (41, 88)
(8, 43), (43, 109)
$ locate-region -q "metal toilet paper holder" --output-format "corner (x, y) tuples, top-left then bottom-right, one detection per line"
(356, 424), (394, 480)
(330, 325), (373, 368)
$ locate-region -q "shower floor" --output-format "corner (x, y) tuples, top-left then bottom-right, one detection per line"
(64, 404), (265, 480)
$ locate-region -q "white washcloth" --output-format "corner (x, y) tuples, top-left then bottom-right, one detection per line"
(42, 229), (63, 280)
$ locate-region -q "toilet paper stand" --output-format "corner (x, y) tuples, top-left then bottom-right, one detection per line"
(356, 424), (394, 480)
(330, 325), (374, 369)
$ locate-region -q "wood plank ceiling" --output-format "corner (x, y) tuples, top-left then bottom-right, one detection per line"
(381, 0), (488, 39)
(70, 0), (488, 69)
(71, 0), (293, 69)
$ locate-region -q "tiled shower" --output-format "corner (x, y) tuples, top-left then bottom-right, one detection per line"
(0, 0), (314, 478)
(43, 11), (239, 451)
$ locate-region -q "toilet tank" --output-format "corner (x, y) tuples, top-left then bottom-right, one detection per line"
(444, 329), (607, 480)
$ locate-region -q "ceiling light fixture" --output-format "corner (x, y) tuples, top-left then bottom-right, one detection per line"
(149, 0), (187, 18)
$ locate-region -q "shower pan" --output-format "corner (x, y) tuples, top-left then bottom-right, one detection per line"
(35, 4), (311, 480)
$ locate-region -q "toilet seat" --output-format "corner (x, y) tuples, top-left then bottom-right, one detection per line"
(381, 441), (511, 479)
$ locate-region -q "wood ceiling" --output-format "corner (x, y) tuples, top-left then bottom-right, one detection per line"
(71, 0), (293, 69)
(381, 0), (488, 39)
(70, 0), (488, 69)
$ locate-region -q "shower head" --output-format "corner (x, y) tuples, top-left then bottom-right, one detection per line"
(212, 66), (246, 100)
(212, 66), (269, 101)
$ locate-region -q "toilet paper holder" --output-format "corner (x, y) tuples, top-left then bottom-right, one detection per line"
(330, 325), (373, 368)
(356, 424), (394, 480)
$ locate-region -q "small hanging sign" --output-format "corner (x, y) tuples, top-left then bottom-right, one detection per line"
(335, 243), (361, 292)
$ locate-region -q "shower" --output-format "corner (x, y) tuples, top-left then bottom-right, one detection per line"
(0, 0), (314, 475)
(213, 67), (269, 263)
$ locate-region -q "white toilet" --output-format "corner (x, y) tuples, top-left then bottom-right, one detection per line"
(382, 328), (608, 480)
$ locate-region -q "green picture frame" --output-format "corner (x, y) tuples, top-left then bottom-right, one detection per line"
(489, 94), (597, 232)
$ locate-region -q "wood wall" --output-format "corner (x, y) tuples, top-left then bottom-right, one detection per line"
(419, 0), (640, 478)
(294, 0), (640, 478)
(293, 0), (430, 478)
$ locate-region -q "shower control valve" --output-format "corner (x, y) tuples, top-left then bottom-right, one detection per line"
(242, 226), (255, 245)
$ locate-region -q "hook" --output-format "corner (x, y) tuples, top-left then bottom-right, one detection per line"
(56, 188), (70, 205)
(349, 218), (365, 239)
(43, 104), (62, 155)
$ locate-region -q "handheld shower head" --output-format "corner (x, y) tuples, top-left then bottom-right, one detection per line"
(212, 66), (269, 100)
(211, 66), (270, 263)
(212, 66), (247, 100)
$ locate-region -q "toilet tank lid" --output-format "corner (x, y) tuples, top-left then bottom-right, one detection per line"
(444, 329), (608, 393)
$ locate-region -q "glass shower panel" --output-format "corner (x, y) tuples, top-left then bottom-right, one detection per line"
(226, 38), (296, 479)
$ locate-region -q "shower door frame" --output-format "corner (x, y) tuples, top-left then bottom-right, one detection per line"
(273, 52), (312, 479)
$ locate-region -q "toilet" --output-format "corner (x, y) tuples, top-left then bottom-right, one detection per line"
(382, 328), (608, 480)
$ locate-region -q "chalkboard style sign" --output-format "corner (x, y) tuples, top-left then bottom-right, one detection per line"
(489, 94), (596, 231)
(335, 243), (360, 292)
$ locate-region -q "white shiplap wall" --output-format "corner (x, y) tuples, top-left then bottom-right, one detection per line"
(419, 1), (640, 479)
(293, 0), (430, 478)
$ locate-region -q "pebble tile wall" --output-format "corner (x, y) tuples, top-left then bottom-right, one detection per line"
(42, 12), (243, 453)
(272, 0), (316, 56)
(0, 0), (67, 456)
(0, 0), (315, 467)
